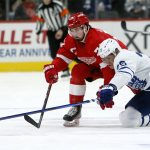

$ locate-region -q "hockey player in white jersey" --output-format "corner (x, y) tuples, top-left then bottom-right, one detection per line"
(97, 38), (150, 127)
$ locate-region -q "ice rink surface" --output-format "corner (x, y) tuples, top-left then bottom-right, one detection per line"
(0, 72), (150, 150)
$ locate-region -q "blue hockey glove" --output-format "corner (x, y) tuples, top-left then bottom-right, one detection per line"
(97, 84), (118, 109)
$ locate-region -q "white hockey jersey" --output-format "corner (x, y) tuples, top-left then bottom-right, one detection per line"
(110, 50), (150, 91)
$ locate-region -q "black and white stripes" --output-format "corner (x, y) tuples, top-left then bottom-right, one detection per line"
(36, 0), (69, 34)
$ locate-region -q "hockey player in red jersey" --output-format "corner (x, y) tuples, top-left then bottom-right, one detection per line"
(43, 12), (127, 127)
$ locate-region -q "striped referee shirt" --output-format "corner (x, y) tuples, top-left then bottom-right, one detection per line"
(36, 0), (69, 34)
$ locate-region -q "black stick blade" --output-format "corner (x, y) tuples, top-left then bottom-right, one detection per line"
(24, 114), (40, 128)
(121, 21), (126, 30)
(121, 20), (150, 35)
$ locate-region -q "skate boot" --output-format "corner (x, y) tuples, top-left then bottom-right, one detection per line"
(61, 69), (70, 78)
(63, 105), (82, 127)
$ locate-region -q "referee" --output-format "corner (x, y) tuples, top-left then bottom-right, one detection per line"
(36, 0), (70, 77)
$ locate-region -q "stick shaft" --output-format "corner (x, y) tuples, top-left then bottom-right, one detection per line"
(0, 99), (96, 121)
(38, 84), (52, 126)
(24, 84), (52, 128)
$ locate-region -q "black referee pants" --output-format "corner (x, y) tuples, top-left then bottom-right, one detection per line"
(47, 27), (68, 59)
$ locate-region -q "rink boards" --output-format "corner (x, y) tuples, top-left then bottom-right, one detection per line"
(0, 20), (149, 71)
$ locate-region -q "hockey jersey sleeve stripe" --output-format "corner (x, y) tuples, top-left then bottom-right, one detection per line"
(118, 70), (133, 78)
(118, 66), (134, 73)
(56, 54), (72, 64)
(118, 67), (134, 77)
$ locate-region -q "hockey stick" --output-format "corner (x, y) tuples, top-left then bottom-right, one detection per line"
(24, 84), (52, 128)
(0, 99), (96, 121)
(121, 20), (150, 35)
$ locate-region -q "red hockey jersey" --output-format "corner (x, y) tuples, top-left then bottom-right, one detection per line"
(52, 28), (127, 84)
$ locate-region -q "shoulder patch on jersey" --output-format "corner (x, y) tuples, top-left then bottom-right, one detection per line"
(117, 61), (127, 70)
(119, 61), (127, 66)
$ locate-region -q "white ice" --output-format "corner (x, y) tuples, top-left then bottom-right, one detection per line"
(0, 72), (150, 150)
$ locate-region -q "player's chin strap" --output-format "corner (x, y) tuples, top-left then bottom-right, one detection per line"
(80, 25), (90, 43)
(68, 29), (72, 37)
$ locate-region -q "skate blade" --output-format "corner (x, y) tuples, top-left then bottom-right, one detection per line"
(63, 119), (80, 127)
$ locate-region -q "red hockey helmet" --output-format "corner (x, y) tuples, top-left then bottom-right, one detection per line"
(68, 12), (89, 29)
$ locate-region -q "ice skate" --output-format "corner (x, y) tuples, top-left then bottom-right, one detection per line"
(63, 105), (82, 127)
(61, 70), (70, 78)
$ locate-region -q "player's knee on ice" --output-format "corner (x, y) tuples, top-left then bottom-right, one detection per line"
(119, 107), (142, 127)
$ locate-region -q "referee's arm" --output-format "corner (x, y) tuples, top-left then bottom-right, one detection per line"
(60, 8), (70, 27)
(55, 1), (70, 27)
(36, 8), (45, 35)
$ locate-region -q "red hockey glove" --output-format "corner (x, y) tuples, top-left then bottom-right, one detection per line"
(97, 99), (114, 110)
(43, 64), (58, 84)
